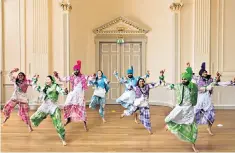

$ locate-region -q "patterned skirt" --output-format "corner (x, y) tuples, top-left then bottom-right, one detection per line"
(166, 121), (198, 143)
(63, 85), (87, 121)
(195, 92), (215, 125)
(124, 105), (152, 131)
(3, 100), (30, 124)
(116, 90), (135, 108)
(195, 106), (215, 125)
(64, 104), (87, 122)
(138, 107), (151, 131)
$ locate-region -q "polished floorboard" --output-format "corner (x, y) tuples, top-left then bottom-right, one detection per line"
(1, 105), (235, 152)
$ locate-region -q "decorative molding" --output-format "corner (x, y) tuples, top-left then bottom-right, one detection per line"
(0, 0), (3, 104)
(193, 0), (211, 74)
(195, 0), (210, 54)
(32, 0), (49, 79)
(217, 0), (235, 76)
(216, 0), (220, 73)
(61, 3), (72, 12)
(169, 2), (184, 12)
(57, 0), (72, 13)
(93, 16), (150, 35)
(19, 0), (26, 72)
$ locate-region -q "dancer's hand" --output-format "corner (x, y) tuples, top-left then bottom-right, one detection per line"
(113, 70), (118, 75)
(33, 74), (39, 79)
(64, 88), (68, 94)
(216, 71), (221, 77)
(53, 71), (59, 78)
(146, 70), (150, 75)
(12, 68), (19, 72)
(186, 62), (190, 67)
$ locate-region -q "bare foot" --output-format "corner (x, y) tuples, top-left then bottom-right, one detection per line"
(62, 140), (67, 146)
(148, 130), (153, 135)
(28, 126), (33, 132)
(64, 119), (71, 127)
(2, 117), (9, 125)
(102, 118), (106, 123)
(120, 114), (124, 119)
(84, 126), (89, 132)
(207, 128), (214, 136)
(164, 125), (168, 131)
(192, 144), (199, 153)
(134, 119), (140, 124)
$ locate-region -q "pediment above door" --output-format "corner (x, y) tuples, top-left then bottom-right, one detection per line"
(93, 16), (150, 35)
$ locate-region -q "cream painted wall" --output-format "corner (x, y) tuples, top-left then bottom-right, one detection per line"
(1, 0), (235, 108)
(69, 0), (175, 83)
(210, 0), (235, 81)
(2, 0), (22, 103)
(0, 0), (3, 104)
(1, 0), (66, 104)
(180, 0), (194, 76)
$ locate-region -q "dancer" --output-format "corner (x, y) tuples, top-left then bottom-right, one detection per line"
(54, 60), (89, 131)
(231, 77), (235, 85)
(120, 78), (159, 134)
(30, 75), (68, 146)
(214, 72), (222, 84)
(2, 68), (33, 132)
(159, 69), (166, 86)
(193, 62), (216, 135)
(164, 64), (199, 152)
(113, 66), (150, 123)
(88, 70), (110, 123)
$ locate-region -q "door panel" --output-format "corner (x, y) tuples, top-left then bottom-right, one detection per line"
(100, 43), (120, 104)
(120, 43), (142, 94)
(100, 42), (142, 104)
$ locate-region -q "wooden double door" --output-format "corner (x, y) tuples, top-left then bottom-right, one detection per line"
(99, 42), (143, 104)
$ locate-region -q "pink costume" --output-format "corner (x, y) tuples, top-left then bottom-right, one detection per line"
(3, 71), (32, 125)
(57, 60), (89, 122)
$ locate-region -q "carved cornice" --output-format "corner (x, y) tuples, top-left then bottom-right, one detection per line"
(59, 0), (72, 12)
(93, 16), (150, 35)
(169, 2), (183, 12)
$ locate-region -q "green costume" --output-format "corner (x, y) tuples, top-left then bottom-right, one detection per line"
(30, 77), (67, 140)
(159, 75), (164, 81)
(165, 67), (198, 143)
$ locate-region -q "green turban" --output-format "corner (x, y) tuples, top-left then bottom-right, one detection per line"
(182, 67), (193, 81)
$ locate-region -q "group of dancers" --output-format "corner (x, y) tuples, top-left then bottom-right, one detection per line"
(1, 60), (235, 152)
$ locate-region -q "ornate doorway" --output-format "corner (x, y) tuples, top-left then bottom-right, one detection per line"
(93, 16), (150, 104)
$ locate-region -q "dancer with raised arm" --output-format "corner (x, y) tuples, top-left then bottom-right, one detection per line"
(30, 75), (68, 146)
(113, 66), (149, 123)
(2, 68), (33, 132)
(54, 60), (89, 131)
(88, 70), (110, 123)
(164, 64), (199, 152)
(193, 62), (216, 135)
(159, 69), (166, 86)
(120, 78), (159, 134)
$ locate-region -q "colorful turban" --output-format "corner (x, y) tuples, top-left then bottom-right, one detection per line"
(182, 67), (193, 81)
(73, 60), (81, 71)
(127, 66), (134, 74)
(199, 62), (206, 76)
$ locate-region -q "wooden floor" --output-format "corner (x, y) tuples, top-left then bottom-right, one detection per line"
(1, 105), (235, 152)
